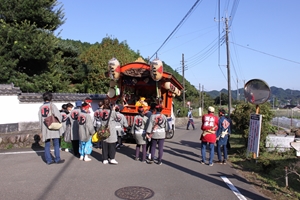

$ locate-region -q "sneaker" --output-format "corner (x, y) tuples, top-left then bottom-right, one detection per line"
(209, 163), (213, 166)
(200, 160), (205, 165)
(56, 159), (65, 164)
(134, 157), (139, 161)
(141, 160), (146, 163)
(147, 159), (154, 164)
(116, 144), (120, 149)
(157, 160), (162, 165)
(65, 148), (69, 152)
(84, 155), (91, 162)
(103, 160), (109, 164)
(216, 160), (223, 164)
(79, 156), (84, 161)
(110, 159), (118, 164)
(46, 161), (54, 165)
(222, 160), (227, 165)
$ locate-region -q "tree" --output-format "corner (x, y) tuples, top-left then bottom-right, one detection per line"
(230, 102), (274, 151)
(79, 37), (140, 93)
(0, 0), (65, 92)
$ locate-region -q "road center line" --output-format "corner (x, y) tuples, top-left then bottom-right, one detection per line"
(221, 176), (248, 200)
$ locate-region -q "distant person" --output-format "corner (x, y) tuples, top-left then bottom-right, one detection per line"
(186, 108), (195, 130)
(38, 92), (64, 165)
(200, 106), (218, 166)
(216, 108), (231, 164)
(176, 108), (181, 117)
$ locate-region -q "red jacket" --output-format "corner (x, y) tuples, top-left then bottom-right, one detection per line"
(201, 113), (219, 143)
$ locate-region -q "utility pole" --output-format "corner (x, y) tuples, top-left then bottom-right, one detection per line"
(220, 91), (222, 107)
(199, 83), (201, 116)
(237, 79), (239, 101)
(201, 85), (204, 113)
(225, 17), (232, 113)
(182, 53), (186, 107)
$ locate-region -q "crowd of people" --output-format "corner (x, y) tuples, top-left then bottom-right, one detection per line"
(38, 92), (170, 165)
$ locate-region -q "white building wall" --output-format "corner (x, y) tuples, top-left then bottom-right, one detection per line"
(0, 95), (100, 124)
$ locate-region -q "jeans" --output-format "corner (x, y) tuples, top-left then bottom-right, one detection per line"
(187, 119), (195, 129)
(44, 138), (60, 164)
(217, 142), (227, 161)
(201, 142), (214, 164)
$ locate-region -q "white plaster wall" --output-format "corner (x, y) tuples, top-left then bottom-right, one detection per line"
(0, 95), (101, 124)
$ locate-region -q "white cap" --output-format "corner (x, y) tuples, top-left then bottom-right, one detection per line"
(208, 106), (215, 112)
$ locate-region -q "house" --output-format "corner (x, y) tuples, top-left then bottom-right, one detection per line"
(0, 83), (106, 133)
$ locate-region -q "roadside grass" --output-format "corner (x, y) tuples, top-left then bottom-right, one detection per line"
(228, 133), (300, 200)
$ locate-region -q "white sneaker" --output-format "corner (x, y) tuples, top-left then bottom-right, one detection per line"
(65, 148), (69, 152)
(79, 156), (84, 161)
(103, 160), (109, 164)
(84, 155), (91, 162)
(110, 159), (118, 164)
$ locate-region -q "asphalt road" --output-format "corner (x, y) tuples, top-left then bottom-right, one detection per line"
(0, 122), (269, 200)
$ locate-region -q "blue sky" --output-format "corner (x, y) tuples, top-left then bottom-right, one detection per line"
(56, 0), (300, 92)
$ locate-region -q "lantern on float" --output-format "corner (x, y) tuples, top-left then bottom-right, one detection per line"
(150, 59), (163, 81)
(108, 57), (120, 81)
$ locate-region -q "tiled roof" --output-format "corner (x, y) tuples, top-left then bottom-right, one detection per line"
(18, 93), (107, 103)
(0, 83), (22, 95)
(0, 84), (107, 102)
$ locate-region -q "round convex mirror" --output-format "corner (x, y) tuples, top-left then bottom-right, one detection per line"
(244, 79), (270, 105)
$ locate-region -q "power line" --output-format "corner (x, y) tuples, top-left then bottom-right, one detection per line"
(231, 42), (300, 65)
(149, 0), (202, 60)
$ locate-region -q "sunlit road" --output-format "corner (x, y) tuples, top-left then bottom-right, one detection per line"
(0, 122), (268, 200)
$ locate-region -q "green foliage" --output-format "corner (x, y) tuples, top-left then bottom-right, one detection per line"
(0, 0), (65, 30)
(0, 0), (65, 92)
(230, 102), (275, 151)
(79, 37), (140, 93)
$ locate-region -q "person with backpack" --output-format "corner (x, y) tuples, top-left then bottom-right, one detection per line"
(38, 92), (64, 165)
(132, 106), (148, 162)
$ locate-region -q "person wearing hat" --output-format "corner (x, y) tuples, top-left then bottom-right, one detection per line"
(78, 102), (95, 161)
(135, 97), (148, 107)
(200, 106), (219, 166)
(216, 108), (231, 164)
(186, 107), (195, 130)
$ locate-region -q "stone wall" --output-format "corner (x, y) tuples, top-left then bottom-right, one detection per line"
(0, 117), (201, 150)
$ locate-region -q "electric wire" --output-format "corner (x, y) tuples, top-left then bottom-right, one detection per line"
(149, 0), (202, 60)
(231, 42), (300, 65)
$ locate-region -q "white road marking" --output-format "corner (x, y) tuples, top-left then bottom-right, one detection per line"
(0, 150), (54, 155)
(221, 176), (248, 200)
